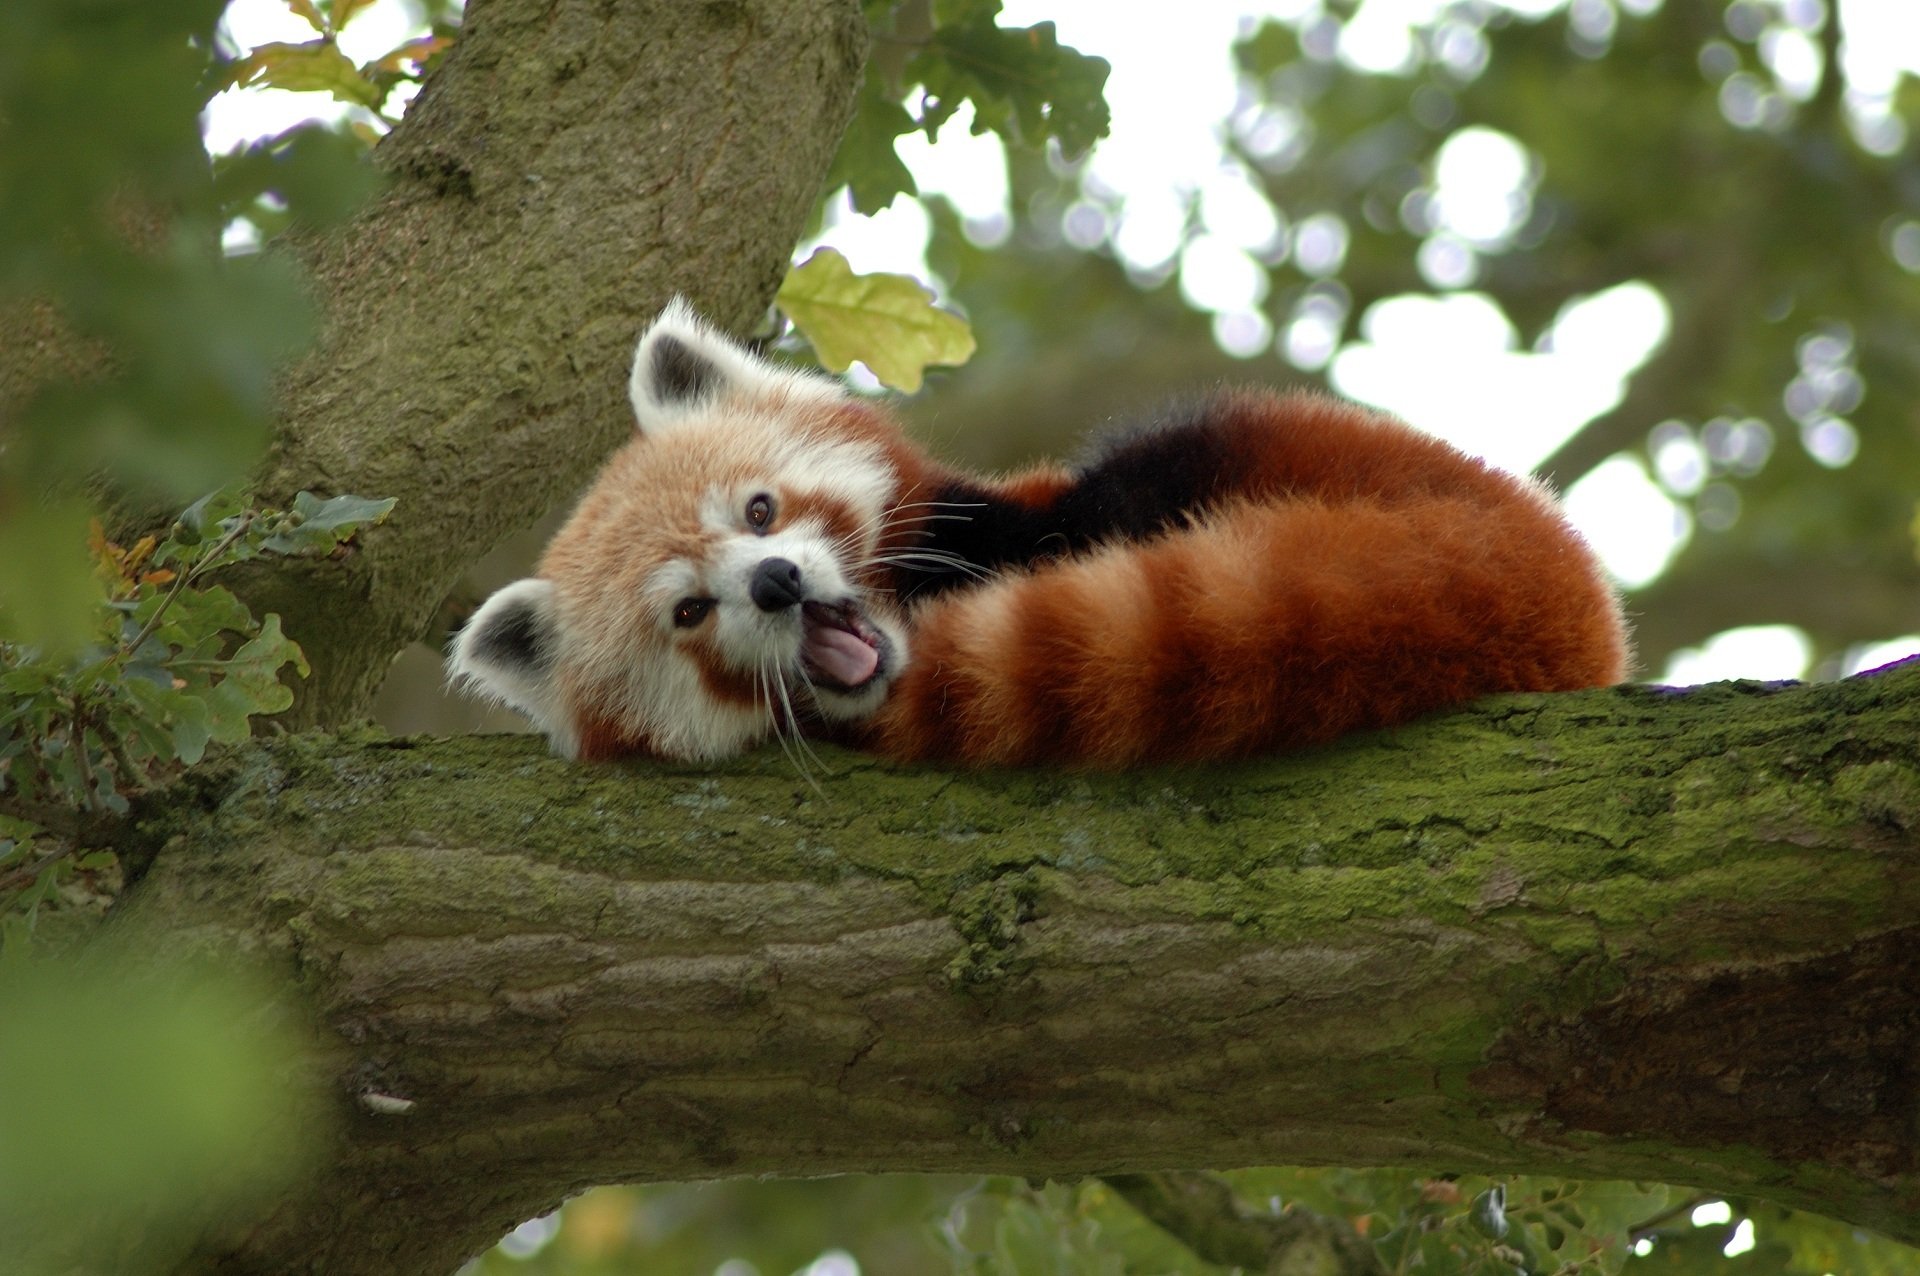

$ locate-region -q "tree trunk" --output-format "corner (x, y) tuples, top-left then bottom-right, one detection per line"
(120, 660), (1920, 1273)
(237, 0), (868, 728)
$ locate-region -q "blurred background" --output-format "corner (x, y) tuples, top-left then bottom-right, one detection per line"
(18, 0), (1916, 1270)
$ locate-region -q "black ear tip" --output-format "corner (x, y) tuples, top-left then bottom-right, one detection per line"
(473, 597), (550, 671)
(651, 333), (719, 405)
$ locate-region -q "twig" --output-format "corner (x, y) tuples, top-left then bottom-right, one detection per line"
(122, 512), (256, 660)
(68, 708), (102, 813)
(1102, 1171), (1385, 1275)
(1628, 1192), (1715, 1243)
(0, 840), (74, 905)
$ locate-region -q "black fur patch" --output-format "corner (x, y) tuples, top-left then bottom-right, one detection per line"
(897, 397), (1242, 601)
(1056, 397), (1241, 543)
(650, 335), (720, 405)
(472, 598), (550, 671)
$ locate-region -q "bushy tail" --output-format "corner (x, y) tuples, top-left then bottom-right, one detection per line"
(868, 394), (1627, 767)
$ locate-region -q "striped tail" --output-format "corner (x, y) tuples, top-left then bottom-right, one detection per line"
(867, 394), (1627, 767)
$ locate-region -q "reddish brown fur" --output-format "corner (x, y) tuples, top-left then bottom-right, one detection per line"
(533, 372), (1623, 768)
(781, 491), (865, 553)
(576, 712), (651, 762)
(857, 391), (1626, 767)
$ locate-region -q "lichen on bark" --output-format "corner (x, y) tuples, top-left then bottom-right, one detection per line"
(117, 661), (1920, 1273)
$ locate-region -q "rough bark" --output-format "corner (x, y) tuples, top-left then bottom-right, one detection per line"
(118, 659), (1920, 1274)
(235, 0), (867, 728)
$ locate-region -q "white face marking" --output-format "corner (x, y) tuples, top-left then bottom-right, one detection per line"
(455, 302), (921, 761)
(764, 433), (895, 521)
(631, 655), (765, 761)
(677, 428), (901, 686)
(640, 465), (909, 745)
(583, 508), (887, 758)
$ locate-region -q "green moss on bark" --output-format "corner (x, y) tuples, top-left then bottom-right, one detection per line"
(109, 663), (1920, 1273)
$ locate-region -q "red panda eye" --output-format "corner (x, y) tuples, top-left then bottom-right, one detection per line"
(672, 598), (714, 628)
(746, 493), (775, 531)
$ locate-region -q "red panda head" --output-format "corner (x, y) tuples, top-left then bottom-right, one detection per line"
(449, 300), (912, 761)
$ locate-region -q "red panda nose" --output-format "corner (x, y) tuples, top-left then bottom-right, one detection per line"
(750, 557), (804, 612)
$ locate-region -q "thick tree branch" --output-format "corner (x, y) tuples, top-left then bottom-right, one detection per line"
(237, 0), (867, 728)
(118, 660), (1920, 1273)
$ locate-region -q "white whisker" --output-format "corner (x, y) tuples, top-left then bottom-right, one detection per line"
(769, 658), (829, 794)
(874, 551), (997, 581)
(759, 656), (825, 796)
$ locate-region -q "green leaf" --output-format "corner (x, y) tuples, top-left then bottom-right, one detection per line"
(0, 944), (320, 1268)
(911, 17), (1111, 157)
(200, 679), (265, 745)
(133, 583), (254, 652)
(176, 488), (249, 543)
(213, 126), (384, 232)
(283, 0), (327, 34)
(167, 692), (213, 766)
(183, 617), (302, 743)
(1575, 1182), (1681, 1238)
(827, 87), (921, 214)
(0, 501), (105, 657)
(110, 699), (178, 765)
(930, 0), (1002, 29)
(366, 35), (452, 77)
(329, 0), (379, 31)
(1760, 1206), (1920, 1276)
(257, 491), (398, 556)
(122, 678), (194, 764)
(7, 853), (71, 918)
(1234, 19), (1303, 78)
(777, 248), (976, 392)
(223, 40), (385, 110)
(221, 613), (309, 705)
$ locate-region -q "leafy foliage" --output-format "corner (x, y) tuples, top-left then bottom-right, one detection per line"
(0, 489), (395, 948)
(828, 0), (1111, 214)
(0, 0), (380, 655)
(0, 939), (323, 1275)
(912, 10), (1111, 158)
(778, 248), (977, 392)
(800, 0), (1111, 382)
(465, 1177), (982, 1275)
(475, 1173), (1920, 1276)
(0, 4), (386, 1265)
(220, 0), (453, 134)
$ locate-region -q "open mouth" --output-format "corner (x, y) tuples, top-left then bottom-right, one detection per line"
(799, 599), (885, 692)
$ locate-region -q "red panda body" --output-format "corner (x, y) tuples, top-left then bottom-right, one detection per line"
(449, 303), (1628, 768)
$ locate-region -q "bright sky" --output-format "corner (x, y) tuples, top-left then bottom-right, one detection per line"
(207, 0), (1920, 684)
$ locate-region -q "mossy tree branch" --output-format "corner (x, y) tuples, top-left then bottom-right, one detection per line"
(119, 660), (1920, 1273)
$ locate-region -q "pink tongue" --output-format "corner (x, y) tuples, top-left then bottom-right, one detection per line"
(804, 623), (879, 686)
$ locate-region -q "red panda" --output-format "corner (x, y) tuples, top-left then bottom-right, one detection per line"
(449, 300), (1629, 768)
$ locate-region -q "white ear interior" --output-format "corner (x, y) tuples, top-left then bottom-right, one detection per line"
(446, 578), (577, 756)
(628, 297), (841, 435)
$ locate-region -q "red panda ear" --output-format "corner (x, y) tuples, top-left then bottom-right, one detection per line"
(446, 578), (576, 756)
(628, 297), (845, 436)
(629, 298), (755, 436)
